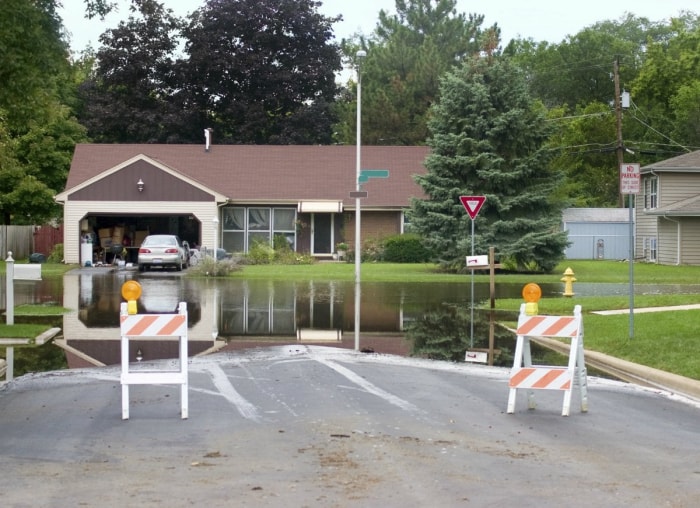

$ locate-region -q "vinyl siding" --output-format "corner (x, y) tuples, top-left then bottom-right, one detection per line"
(657, 217), (679, 264)
(679, 217), (700, 265)
(658, 173), (700, 207)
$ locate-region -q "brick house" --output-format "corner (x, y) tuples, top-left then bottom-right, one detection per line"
(55, 144), (429, 265)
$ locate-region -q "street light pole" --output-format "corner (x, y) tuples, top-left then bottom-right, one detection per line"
(354, 49), (366, 351)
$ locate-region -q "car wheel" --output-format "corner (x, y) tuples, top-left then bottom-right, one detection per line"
(175, 260), (182, 271)
(139, 264), (145, 272)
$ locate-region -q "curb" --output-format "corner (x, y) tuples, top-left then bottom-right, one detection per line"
(533, 336), (700, 402)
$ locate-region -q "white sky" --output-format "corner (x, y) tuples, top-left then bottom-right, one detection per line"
(59, 0), (694, 54)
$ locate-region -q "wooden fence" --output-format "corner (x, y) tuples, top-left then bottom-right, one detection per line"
(0, 225), (36, 260)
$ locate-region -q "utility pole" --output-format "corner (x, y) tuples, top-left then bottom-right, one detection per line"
(614, 56), (635, 339)
(614, 57), (624, 208)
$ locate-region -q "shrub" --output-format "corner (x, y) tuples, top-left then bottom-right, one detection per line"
(246, 239), (276, 264)
(189, 256), (241, 277)
(243, 236), (315, 265)
(383, 234), (431, 263)
(48, 244), (64, 263)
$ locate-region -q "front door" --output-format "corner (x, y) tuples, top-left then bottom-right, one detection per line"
(312, 214), (333, 255)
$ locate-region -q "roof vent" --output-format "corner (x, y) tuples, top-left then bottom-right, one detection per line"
(204, 128), (213, 152)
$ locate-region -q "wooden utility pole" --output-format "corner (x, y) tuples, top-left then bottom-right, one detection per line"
(614, 57), (624, 207)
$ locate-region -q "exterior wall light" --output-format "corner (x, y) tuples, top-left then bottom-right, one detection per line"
(137, 179), (145, 192)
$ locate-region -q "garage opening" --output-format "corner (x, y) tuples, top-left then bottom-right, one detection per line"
(81, 214), (201, 265)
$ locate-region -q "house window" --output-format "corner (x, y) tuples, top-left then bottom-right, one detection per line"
(402, 209), (414, 234)
(644, 237), (657, 261)
(222, 206), (296, 253)
(644, 177), (658, 210)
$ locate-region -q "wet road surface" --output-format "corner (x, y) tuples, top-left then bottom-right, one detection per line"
(0, 346), (698, 507)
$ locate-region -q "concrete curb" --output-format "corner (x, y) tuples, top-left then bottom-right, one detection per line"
(533, 336), (700, 402)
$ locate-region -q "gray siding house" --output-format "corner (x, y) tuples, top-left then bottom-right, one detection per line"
(637, 150), (700, 265)
(562, 208), (630, 260)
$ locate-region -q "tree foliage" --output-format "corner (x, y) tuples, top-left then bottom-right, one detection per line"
(78, 1), (183, 143)
(410, 57), (569, 272)
(0, 0), (71, 133)
(0, 0), (87, 224)
(631, 18), (700, 150)
(77, 0), (342, 144)
(336, 0), (498, 145)
(177, 0), (341, 144)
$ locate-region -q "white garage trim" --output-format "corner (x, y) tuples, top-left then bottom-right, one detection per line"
(63, 201), (220, 264)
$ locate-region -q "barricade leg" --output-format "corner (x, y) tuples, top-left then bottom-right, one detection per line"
(577, 337), (589, 413)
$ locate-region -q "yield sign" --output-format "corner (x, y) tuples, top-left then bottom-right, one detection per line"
(460, 195), (486, 220)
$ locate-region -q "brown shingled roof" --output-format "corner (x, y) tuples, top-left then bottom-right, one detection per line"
(67, 144), (430, 208)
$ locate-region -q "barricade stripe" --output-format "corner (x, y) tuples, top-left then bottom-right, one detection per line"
(542, 317), (577, 337)
(516, 316), (546, 335)
(126, 315), (159, 335)
(532, 369), (567, 389)
(509, 367), (536, 387)
(158, 315), (186, 335)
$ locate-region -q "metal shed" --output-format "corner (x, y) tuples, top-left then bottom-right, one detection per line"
(563, 208), (631, 260)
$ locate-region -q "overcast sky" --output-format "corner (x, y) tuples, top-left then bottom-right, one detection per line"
(59, 0), (694, 54)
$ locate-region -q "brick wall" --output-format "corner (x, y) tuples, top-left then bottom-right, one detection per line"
(343, 211), (401, 250)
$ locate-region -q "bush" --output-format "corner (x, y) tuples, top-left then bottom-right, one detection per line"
(243, 236), (315, 265)
(382, 234), (431, 263)
(188, 256), (241, 277)
(245, 239), (276, 264)
(48, 244), (64, 263)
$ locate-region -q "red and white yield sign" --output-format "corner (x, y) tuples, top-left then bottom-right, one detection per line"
(620, 163), (641, 194)
(460, 195), (486, 220)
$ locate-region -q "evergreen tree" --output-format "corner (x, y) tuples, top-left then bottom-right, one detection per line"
(410, 57), (568, 272)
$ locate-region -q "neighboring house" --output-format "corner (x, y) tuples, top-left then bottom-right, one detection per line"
(55, 143), (429, 265)
(637, 150), (700, 265)
(562, 208), (631, 260)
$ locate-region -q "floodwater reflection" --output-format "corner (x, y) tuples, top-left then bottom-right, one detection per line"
(4, 269), (700, 375)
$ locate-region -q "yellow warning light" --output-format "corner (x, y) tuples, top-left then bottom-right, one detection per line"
(522, 283), (542, 303)
(121, 280), (142, 301)
(121, 280), (142, 315)
(522, 283), (541, 316)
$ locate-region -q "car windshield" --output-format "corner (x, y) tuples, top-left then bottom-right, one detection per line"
(143, 235), (177, 246)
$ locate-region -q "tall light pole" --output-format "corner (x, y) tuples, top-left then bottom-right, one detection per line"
(354, 49), (366, 351)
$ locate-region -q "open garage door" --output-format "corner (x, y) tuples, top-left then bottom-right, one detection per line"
(81, 213), (201, 265)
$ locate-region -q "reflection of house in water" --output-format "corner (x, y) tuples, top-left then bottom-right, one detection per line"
(59, 274), (421, 365)
(59, 272), (222, 368)
(217, 280), (411, 356)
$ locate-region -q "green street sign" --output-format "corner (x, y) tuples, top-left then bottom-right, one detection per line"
(359, 169), (389, 184)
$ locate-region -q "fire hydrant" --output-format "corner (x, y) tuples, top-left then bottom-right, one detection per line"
(561, 267), (576, 297)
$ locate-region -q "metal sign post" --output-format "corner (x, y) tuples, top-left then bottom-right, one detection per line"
(459, 196), (486, 348)
(620, 163), (640, 339)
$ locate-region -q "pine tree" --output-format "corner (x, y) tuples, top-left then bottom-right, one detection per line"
(410, 57), (569, 272)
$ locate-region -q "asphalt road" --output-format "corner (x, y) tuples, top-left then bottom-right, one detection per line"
(0, 345), (698, 507)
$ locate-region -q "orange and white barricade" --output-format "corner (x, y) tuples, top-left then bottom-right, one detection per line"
(507, 304), (588, 416)
(120, 302), (188, 419)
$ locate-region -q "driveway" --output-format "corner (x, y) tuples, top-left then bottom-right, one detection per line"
(0, 346), (698, 507)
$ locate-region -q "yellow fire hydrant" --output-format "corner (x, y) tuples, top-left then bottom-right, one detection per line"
(561, 267), (576, 297)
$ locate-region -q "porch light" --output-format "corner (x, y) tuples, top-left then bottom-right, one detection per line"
(137, 179), (145, 192)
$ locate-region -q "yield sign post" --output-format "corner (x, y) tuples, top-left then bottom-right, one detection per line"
(459, 195), (486, 349)
(460, 195), (486, 220)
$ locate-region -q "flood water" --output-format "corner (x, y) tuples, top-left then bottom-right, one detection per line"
(3, 269), (700, 376)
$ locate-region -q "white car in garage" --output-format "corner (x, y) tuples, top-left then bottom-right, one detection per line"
(137, 235), (189, 272)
